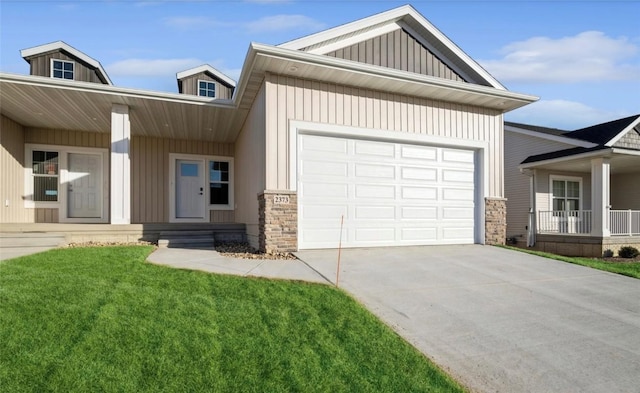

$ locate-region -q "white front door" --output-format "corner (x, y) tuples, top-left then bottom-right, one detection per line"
(176, 159), (205, 219)
(68, 153), (102, 218)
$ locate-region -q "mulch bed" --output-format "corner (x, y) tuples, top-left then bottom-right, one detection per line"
(215, 242), (297, 260)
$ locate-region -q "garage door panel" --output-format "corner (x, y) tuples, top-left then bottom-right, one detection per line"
(298, 134), (477, 249)
(356, 206), (396, 219)
(401, 186), (438, 200)
(355, 163), (395, 178)
(401, 145), (437, 161)
(355, 184), (395, 199)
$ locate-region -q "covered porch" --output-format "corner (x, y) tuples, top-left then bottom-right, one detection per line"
(521, 148), (640, 257)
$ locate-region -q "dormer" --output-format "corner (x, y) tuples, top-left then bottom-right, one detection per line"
(176, 65), (236, 99)
(20, 41), (112, 85)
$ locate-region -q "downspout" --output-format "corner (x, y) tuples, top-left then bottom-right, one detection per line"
(521, 168), (536, 247)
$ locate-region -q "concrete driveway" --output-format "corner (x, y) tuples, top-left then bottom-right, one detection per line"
(295, 245), (640, 393)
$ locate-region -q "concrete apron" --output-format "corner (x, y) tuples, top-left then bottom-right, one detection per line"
(295, 245), (640, 393)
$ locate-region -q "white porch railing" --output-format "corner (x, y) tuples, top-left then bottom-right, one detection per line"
(610, 210), (640, 236)
(537, 210), (592, 234)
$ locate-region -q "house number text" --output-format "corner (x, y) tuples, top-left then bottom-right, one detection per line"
(273, 195), (290, 204)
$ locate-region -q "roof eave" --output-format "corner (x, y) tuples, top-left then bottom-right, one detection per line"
(519, 148), (613, 170)
(176, 64), (237, 88)
(605, 115), (640, 147)
(505, 124), (596, 148)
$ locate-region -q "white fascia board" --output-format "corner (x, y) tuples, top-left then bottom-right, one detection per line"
(306, 22), (401, 55)
(176, 64), (237, 87)
(278, 5), (412, 50)
(20, 40), (113, 85)
(605, 115), (640, 147)
(611, 147), (640, 157)
(0, 72), (235, 108)
(505, 124), (596, 148)
(247, 43), (537, 109)
(518, 148), (613, 170)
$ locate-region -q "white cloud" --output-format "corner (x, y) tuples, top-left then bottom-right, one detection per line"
(481, 31), (640, 83)
(506, 99), (632, 130)
(245, 14), (325, 33)
(106, 58), (204, 77)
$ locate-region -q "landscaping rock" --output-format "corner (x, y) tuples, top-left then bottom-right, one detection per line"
(215, 242), (297, 260)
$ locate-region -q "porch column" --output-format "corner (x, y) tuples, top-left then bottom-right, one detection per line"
(110, 104), (131, 224)
(591, 157), (610, 237)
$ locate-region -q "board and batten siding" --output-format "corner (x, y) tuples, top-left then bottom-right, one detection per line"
(131, 136), (235, 223)
(234, 85), (267, 248)
(25, 128), (110, 148)
(0, 115), (35, 223)
(264, 73), (504, 196)
(179, 74), (234, 99)
(611, 173), (640, 210)
(26, 51), (106, 84)
(504, 131), (579, 238)
(325, 28), (465, 82)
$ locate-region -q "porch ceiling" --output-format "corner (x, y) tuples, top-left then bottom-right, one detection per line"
(0, 73), (246, 142)
(523, 149), (640, 175)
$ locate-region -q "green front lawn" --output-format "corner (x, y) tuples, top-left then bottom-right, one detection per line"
(503, 246), (640, 279)
(0, 246), (464, 393)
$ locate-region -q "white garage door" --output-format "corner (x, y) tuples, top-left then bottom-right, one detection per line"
(297, 134), (477, 249)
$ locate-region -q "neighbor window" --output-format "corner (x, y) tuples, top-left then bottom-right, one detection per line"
(32, 150), (59, 202)
(51, 59), (74, 80)
(209, 160), (229, 205)
(198, 80), (215, 98)
(552, 178), (580, 211)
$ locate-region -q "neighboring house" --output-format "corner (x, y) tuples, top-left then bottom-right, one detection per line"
(505, 115), (640, 257)
(0, 5), (536, 252)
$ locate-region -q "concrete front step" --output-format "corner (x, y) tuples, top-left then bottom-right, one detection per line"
(158, 230), (215, 249)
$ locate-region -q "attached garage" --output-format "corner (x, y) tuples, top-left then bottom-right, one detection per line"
(296, 131), (480, 249)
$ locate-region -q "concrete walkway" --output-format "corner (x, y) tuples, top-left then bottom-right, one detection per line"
(147, 248), (329, 284)
(295, 245), (640, 393)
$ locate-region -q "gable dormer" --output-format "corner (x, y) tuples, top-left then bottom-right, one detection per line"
(176, 65), (236, 99)
(279, 5), (504, 89)
(20, 41), (112, 85)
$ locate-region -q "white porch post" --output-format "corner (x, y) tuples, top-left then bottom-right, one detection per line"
(110, 104), (131, 224)
(591, 157), (610, 237)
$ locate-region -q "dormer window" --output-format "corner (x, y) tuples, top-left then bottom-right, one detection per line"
(51, 59), (74, 80)
(198, 80), (215, 98)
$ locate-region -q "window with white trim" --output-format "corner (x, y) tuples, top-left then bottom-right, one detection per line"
(209, 160), (229, 205)
(198, 80), (215, 98)
(32, 150), (59, 202)
(551, 178), (581, 211)
(51, 59), (74, 80)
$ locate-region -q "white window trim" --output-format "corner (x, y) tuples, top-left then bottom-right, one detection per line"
(169, 153), (234, 223)
(197, 79), (216, 98)
(549, 175), (583, 211)
(24, 144), (109, 223)
(50, 58), (75, 80)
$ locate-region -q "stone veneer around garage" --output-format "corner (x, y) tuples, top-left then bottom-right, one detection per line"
(258, 190), (298, 253)
(485, 197), (507, 246)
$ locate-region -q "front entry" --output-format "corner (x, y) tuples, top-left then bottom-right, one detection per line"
(67, 153), (102, 218)
(176, 159), (205, 219)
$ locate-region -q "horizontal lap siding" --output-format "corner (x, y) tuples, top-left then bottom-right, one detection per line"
(504, 132), (577, 238)
(0, 115), (34, 222)
(131, 136), (234, 223)
(264, 74), (502, 196)
(326, 28), (465, 82)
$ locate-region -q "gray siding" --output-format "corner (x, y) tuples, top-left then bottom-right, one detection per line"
(504, 131), (578, 238)
(131, 136), (234, 224)
(326, 28), (465, 82)
(25, 50), (107, 84)
(179, 73), (234, 99)
(611, 173), (640, 210)
(25, 128), (110, 148)
(613, 126), (640, 150)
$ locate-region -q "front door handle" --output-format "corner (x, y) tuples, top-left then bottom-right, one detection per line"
(199, 187), (203, 195)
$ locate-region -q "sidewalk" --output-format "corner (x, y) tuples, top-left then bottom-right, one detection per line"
(147, 247), (330, 284)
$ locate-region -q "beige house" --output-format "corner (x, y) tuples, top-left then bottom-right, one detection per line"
(505, 115), (640, 257)
(1, 5), (536, 251)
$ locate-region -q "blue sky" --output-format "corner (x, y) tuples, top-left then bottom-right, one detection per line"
(1, 0), (639, 130)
